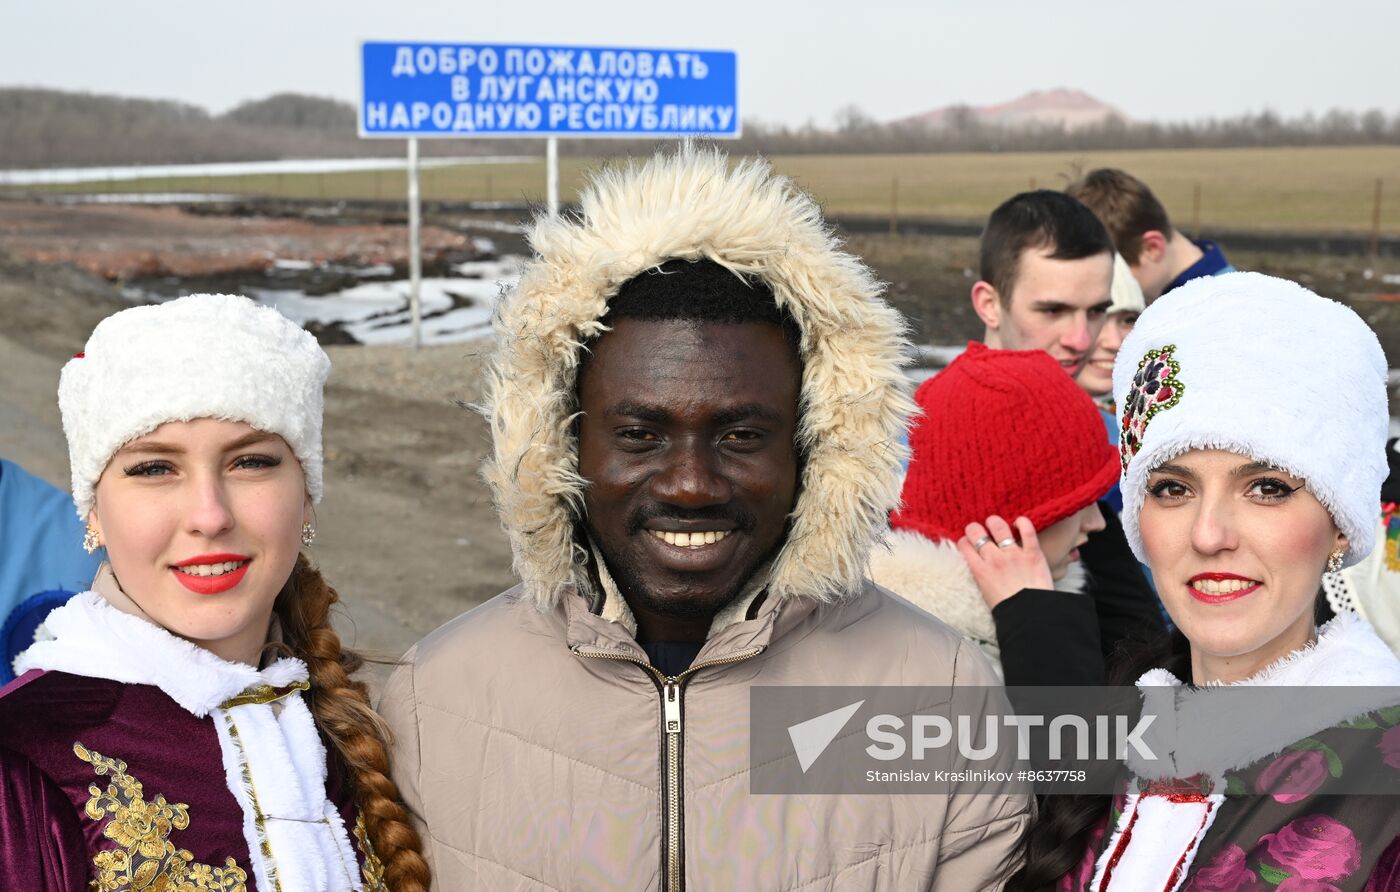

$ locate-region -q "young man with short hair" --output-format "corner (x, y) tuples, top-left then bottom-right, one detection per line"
(970, 190), (1114, 375)
(1066, 167), (1236, 301)
(958, 191), (1164, 668)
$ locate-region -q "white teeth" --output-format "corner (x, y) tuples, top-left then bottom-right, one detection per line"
(648, 530), (731, 548)
(178, 560), (248, 577)
(1191, 578), (1255, 595)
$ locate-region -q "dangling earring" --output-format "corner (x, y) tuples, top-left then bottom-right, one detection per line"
(301, 522), (316, 547)
(1326, 549), (1344, 573)
(83, 524), (101, 554)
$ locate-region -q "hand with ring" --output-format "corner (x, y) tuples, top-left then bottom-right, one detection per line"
(956, 515), (1054, 610)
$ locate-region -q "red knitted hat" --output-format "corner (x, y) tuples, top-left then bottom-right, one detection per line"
(891, 342), (1119, 542)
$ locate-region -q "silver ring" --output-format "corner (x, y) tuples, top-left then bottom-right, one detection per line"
(997, 538), (1017, 548)
(972, 535), (992, 551)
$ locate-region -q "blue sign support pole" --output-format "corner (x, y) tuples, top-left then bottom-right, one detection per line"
(407, 137), (422, 349)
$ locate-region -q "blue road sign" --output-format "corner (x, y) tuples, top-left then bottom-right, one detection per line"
(360, 42), (739, 139)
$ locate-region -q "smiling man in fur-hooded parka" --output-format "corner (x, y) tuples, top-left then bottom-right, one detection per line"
(378, 146), (1030, 891)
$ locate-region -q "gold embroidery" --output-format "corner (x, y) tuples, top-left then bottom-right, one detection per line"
(218, 680), (310, 710)
(75, 741), (248, 892)
(222, 718), (281, 892)
(353, 813), (388, 891)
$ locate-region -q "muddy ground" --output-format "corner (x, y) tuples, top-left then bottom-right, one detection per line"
(2, 198), (1399, 664)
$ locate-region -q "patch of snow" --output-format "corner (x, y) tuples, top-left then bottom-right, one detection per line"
(244, 260), (523, 346)
(0, 156), (538, 186)
(454, 257), (525, 280)
(47, 192), (242, 204)
(910, 344), (968, 369)
(455, 217), (529, 234)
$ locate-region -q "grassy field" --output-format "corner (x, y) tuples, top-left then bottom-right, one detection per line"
(14, 145), (1399, 236)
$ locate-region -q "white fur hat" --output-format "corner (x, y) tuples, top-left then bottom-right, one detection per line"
(58, 293), (330, 519)
(1114, 272), (1388, 569)
(1108, 252), (1146, 316)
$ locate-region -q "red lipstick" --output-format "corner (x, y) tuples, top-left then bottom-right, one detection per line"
(171, 553), (251, 595)
(1187, 572), (1260, 604)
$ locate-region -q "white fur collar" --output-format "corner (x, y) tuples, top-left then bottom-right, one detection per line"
(868, 529), (1088, 661)
(15, 590), (307, 717)
(1129, 611), (1400, 780)
(1137, 610), (1400, 689)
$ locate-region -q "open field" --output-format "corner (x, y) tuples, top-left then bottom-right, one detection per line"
(9, 145), (1398, 235)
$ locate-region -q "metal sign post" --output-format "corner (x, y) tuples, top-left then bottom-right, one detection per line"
(546, 137), (559, 217)
(407, 136), (422, 349)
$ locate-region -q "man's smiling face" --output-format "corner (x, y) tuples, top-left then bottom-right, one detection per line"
(577, 317), (801, 627)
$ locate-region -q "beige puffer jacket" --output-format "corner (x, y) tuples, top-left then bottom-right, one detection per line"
(380, 580), (1028, 891)
(379, 145), (1029, 890)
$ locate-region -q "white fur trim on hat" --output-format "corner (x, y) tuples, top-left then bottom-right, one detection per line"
(1108, 252), (1145, 316)
(58, 293), (330, 519)
(1113, 272), (1388, 568)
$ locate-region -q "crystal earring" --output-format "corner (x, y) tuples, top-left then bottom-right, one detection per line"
(82, 524), (101, 554)
(301, 522), (316, 547)
(1326, 549), (1344, 574)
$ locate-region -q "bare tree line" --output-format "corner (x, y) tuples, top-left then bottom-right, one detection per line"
(2, 88), (1398, 169)
(730, 104), (1400, 154)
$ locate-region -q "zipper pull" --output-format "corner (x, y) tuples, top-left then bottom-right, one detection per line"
(664, 681), (682, 735)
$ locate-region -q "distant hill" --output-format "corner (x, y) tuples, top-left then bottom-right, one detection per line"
(899, 88), (1129, 131)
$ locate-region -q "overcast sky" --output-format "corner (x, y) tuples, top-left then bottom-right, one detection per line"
(3, 0), (1395, 125)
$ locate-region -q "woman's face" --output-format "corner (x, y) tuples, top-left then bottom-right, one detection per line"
(89, 418), (308, 665)
(1038, 503), (1106, 580)
(1077, 311), (1139, 398)
(1140, 448), (1346, 682)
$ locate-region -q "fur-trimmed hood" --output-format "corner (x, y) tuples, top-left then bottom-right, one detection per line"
(868, 528), (1088, 675)
(483, 145), (916, 609)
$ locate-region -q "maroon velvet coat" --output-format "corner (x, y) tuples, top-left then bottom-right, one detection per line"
(0, 668), (380, 891)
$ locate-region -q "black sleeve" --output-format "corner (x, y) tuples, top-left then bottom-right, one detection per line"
(991, 589), (1104, 686)
(1078, 501), (1167, 662)
(1380, 437), (1400, 503)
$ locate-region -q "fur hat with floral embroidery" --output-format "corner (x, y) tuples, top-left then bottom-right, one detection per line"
(58, 293), (330, 519)
(1114, 272), (1388, 568)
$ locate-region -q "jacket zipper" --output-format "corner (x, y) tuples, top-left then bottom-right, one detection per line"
(574, 645), (765, 892)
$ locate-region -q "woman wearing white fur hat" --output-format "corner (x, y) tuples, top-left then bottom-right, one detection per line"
(0, 294), (429, 891)
(1017, 272), (1400, 891)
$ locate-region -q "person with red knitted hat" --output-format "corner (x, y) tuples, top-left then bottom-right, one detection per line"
(871, 342), (1157, 685)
